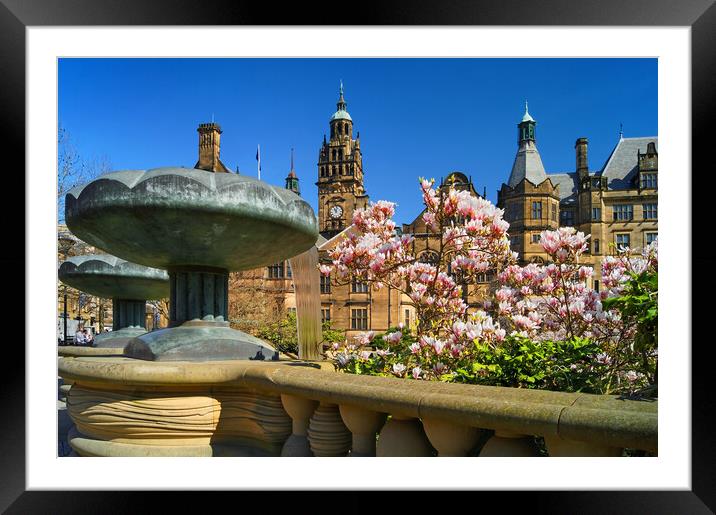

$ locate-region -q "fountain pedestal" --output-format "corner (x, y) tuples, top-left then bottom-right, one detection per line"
(58, 254), (169, 353)
(65, 168), (318, 361)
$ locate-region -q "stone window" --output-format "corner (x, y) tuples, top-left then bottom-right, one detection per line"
(532, 233), (541, 244)
(351, 308), (368, 330)
(320, 274), (331, 294)
(616, 233), (631, 250)
(352, 280), (369, 293)
(592, 207), (601, 221)
(593, 280), (600, 293)
(321, 307), (331, 324)
(643, 203), (657, 220)
(613, 205), (634, 221)
(404, 309), (410, 328)
(268, 262), (285, 279)
(561, 209), (575, 227)
(594, 239), (600, 254)
(646, 232), (658, 246)
(640, 173), (657, 189)
(532, 201), (542, 220)
(551, 204), (557, 221)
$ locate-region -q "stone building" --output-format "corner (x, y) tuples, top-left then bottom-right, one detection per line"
(264, 95), (658, 338)
(497, 104), (658, 291)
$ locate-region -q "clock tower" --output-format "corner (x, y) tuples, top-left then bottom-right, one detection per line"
(316, 82), (368, 238)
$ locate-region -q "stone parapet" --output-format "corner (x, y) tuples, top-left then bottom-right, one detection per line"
(58, 357), (657, 457)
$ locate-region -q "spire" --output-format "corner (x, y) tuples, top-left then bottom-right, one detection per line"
(522, 100), (535, 123)
(619, 122), (624, 140)
(336, 80), (347, 112)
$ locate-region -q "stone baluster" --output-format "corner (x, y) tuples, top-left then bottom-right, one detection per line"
(280, 394), (318, 456)
(543, 436), (623, 457)
(479, 430), (540, 457)
(422, 418), (481, 457)
(307, 402), (352, 457)
(339, 404), (387, 457)
(376, 415), (435, 457)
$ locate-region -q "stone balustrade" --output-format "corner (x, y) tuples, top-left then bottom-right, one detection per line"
(58, 357), (657, 457)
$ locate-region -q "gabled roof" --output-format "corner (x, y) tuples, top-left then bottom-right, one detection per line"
(599, 137), (658, 190)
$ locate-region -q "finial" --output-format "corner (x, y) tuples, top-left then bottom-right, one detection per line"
(340, 79), (344, 98)
(290, 147), (295, 172)
(521, 100), (535, 123)
(619, 122), (623, 140)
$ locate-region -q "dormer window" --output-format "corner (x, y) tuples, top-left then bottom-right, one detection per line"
(640, 173), (657, 189)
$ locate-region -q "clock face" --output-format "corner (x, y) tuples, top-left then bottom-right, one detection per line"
(330, 205), (343, 219)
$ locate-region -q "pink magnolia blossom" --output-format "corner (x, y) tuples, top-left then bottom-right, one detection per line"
(384, 331), (403, 345)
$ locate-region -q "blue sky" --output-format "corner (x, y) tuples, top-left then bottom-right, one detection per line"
(58, 58), (657, 224)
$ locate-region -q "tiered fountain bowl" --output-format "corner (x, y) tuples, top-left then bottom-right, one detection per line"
(65, 167), (318, 361)
(58, 254), (169, 350)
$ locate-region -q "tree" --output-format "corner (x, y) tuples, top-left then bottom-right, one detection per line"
(228, 268), (287, 336)
(323, 179), (658, 396)
(57, 125), (111, 222)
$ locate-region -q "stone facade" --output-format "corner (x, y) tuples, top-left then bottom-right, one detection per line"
(261, 98), (657, 338)
(316, 83), (368, 239)
(497, 107), (658, 291)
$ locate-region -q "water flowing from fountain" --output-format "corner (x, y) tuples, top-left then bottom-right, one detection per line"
(289, 246), (323, 360)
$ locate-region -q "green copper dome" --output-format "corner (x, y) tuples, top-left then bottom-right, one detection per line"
(330, 109), (353, 122)
(330, 80), (353, 122)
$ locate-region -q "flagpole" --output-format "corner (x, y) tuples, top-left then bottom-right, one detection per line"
(256, 144), (261, 180)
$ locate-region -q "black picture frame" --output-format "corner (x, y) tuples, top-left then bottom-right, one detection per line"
(3, 0), (713, 512)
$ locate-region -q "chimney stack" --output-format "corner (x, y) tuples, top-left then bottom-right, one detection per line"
(575, 137), (589, 178)
(195, 122), (230, 173)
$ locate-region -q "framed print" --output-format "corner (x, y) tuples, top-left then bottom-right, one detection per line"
(4, 0), (714, 512)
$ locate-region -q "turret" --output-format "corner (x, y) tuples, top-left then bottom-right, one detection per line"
(285, 148), (300, 195)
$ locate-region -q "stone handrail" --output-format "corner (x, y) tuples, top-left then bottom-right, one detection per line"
(58, 357), (657, 457)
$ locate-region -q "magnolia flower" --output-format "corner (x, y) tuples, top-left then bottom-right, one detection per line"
(392, 363), (407, 376)
(412, 367), (422, 379)
(354, 331), (376, 346)
(383, 331), (403, 345)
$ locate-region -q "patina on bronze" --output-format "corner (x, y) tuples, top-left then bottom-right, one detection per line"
(65, 167), (318, 361)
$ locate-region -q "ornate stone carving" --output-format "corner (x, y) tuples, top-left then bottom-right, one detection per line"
(67, 384), (291, 454)
(307, 402), (351, 457)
